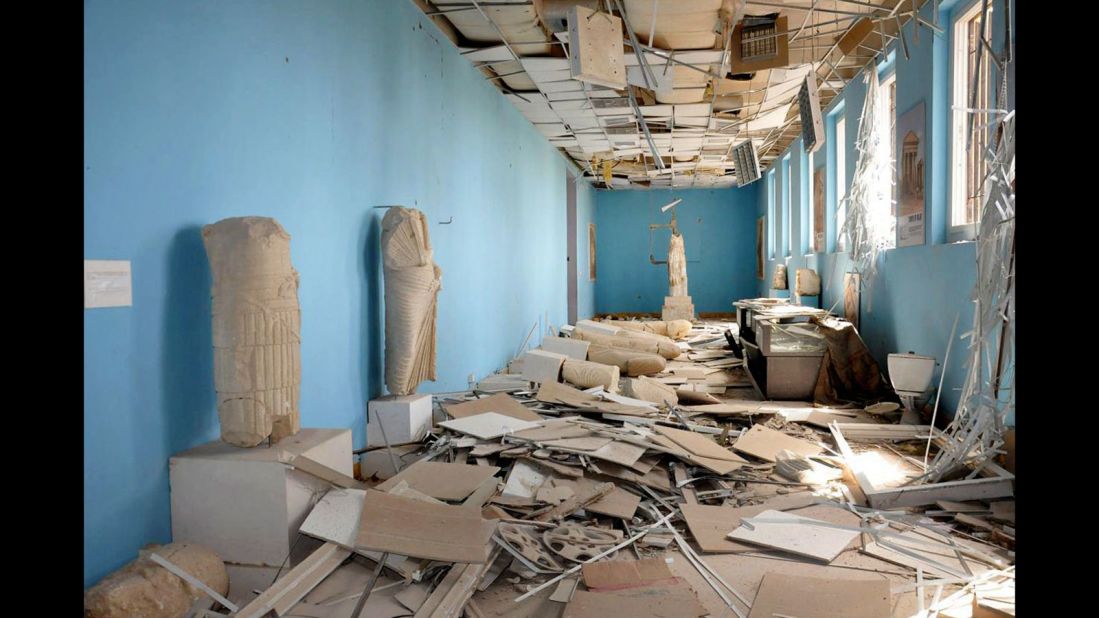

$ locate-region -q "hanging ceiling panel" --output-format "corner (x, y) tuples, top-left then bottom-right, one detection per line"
(418, 0), (925, 189)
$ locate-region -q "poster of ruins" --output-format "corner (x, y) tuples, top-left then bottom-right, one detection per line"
(896, 101), (926, 247)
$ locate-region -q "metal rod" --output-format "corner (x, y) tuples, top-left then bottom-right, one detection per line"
(374, 406), (403, 475)
(629, 87), (665, 169)
(614, 0), (658, 89)
(350, 552), (388, 618)
(924, 312), (960, 468)
(514, 509), (676, 602)
(965, 0), (990, 150)
(746, 1), (886, 17)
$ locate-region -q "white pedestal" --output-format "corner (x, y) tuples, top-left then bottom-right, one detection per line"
(662, 295), (695, 322)
(169, 428), (352, 567)
(367, 394), (432, 447)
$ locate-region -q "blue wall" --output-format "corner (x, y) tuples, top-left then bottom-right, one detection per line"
(593, 187), (760, 314)
(84, 0), (573, 587)
(756, 0), (1014, 419)
(576, 181), (597, 320)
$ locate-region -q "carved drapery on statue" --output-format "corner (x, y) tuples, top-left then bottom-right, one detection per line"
(667, 231), (688, 297)
(203, 217), (301, 447)
(661, 230), (695, 321)
(382, 207), (442, 396)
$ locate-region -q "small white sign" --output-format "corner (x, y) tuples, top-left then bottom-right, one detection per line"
(84, 260), (132, 308)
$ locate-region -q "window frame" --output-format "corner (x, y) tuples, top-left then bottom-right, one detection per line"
(835, 114), (847, 252)
(880, 70), (897, 249)
(806, 147), (815, 255)
(769, 168), (778, 257)
(949, 0), (993, 243)
(783, 154), (792, 257)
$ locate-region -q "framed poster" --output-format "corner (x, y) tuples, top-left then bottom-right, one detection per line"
(844, 272), (860, 330)
(588, 223), (596, 280)
(756, 217), (765, 279)
(813, 166), (826, 253)
(896, 101), (926, 247)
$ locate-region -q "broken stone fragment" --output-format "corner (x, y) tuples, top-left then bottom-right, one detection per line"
(84, 542), (229, 618)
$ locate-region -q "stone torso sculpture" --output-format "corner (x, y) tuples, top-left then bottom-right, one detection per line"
(667, 231), (688, 297)
(202, 217), (302, 447)
(381, 207), (442, 396)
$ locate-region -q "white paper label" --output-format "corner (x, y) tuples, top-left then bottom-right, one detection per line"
(84, 260), (132, 308)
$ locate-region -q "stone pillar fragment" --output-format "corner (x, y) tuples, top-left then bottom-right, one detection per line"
(203, 217), (301, 447)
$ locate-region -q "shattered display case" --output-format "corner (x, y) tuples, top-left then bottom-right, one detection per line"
(756, 319), (826, 356)
(734, 297), (791, 344)
(740, 311), (827, 400)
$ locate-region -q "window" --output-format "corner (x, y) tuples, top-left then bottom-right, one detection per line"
(950, 0), (993, 240)
(767, 170), (776, 258)
(835, 115), (847, 252)
(783, 155), (792, 257)
(806, 148), (814, 254)
(880, 72), (897, 248)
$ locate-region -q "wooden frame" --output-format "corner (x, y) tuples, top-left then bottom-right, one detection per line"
(830, 423), (1013, 509)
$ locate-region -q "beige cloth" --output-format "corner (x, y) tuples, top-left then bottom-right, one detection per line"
(382, 207), (442, 396)
(203, 217), (301, 447)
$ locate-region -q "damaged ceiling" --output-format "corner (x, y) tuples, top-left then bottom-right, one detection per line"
(415, 0), (931, 189)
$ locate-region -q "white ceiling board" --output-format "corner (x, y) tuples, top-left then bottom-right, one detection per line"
(540, 79), (584, 93)
(626, 65), (675, 91)
(674, 103), (711, 117)
(438, 412), (543, 440)
(506, 92), (548, 105)
(520, 57), (570, 72)
(546, 90), (590, 102)
(526, 70), (575, 84)
(520, 109), (564, 123)
(655, 87), (708, 104)
(535, 123), (569, 137)
(741, 106), (791, 132)
(459, 46), (513, 62)
(622, 0), (722, 50)
(727, 510), (860, 563)
(550, 100), (590, 111)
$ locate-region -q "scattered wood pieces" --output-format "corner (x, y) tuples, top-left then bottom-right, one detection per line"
(733, 425), (824, 462)
(680, 494), (816, 553)
(580, 558), (677, 591)
(356, 490), (498, 563)
(727, 509), (859, 562)
(374, 460), (500, 502)
(439, 412), (542, 440)
(654, 425), (744, 462)
(747, 572), (890, 618)
(443, 393), (543, 422)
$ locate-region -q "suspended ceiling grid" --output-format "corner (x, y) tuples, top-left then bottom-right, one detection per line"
(414, 0), (933, 189)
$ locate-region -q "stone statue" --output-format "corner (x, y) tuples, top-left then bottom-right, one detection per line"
(381, 207), (442, 396)
(203, 217), (301, 447)
(668, 231), (688, 297)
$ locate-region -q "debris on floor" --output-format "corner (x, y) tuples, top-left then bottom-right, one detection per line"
(101, 318), (1013, 617)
